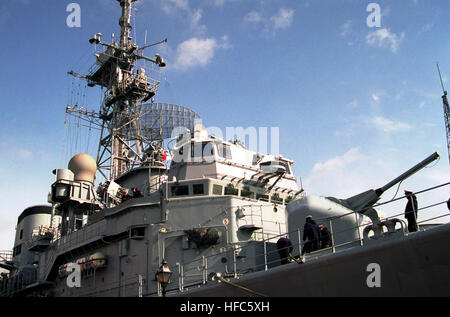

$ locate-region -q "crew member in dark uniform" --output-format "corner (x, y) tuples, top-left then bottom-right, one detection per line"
(276, 237), (294, 265)
(132, 188), (144, 198)
(302, 215), (320, 254)
(319, 225), (331, 249)
(404, 190), (418, 232)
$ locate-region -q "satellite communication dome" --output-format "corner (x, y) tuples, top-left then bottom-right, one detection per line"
(68, 153), (97, 183)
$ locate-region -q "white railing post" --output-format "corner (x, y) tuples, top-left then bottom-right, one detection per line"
(138, 274), (143, 297)
(202, 256), (208, 285)
(260, 205), (264, 229)
(263, 236), (268, 271)
(297, 228), (302, 255)
(329, 219), (336, 253)
(355, 211), (363, 246)
(233, 247), (237, 278)
(177, 263), (184, 292)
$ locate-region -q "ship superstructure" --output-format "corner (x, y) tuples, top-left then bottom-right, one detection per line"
(1, 0), (449, 298)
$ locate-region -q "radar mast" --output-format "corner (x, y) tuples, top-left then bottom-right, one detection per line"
(67, 0), (169, 180)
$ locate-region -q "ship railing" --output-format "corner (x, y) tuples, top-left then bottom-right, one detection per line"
(39, 220), (107, 281)
(74, 274), (144, 297)
(159, 182), (450, 295)
(0, 269), (38, 297)
(55, 220), (106, 252)
(0, 250), (13, 263)
(101, 69), (160, 107)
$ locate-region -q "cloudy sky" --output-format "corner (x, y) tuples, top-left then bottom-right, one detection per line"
(0, 0), (449, 250)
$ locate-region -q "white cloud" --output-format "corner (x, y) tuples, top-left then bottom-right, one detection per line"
(418, 23), (434, 35)
(372, 116), (412, 133)
(189, 9), (207, 35)
(244, 7), (294, 33)
(340, 20), (352, 38)
(304, 148), (379, 199)
(172, 36), (230, 71)
(161, 0), (189, 14)
(160, 0), (207, 35)
(366, 28), (405, 53)
(10, 148), (32, 159)
(213, 0), (239, 7)
(270, 8), (295, 30)
(346, 99), (358, 109)
(244, 10), (264, 24)
(372, 94), (380, 103)
(312, 148), (364, 174)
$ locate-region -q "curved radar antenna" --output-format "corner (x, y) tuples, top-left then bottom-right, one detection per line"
(136, 103), (201, 167)
(139, 103), (201, 141)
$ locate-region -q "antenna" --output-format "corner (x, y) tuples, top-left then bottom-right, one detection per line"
(436, 63), (450, 165)
(437, 63), (446, 94)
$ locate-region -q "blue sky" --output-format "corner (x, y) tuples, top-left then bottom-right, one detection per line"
(0, 0), (449, 250)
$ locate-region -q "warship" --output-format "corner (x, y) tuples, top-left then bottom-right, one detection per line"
(1, 0), (450, 298)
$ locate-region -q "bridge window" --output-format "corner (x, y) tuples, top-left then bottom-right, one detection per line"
(212, 184), (223, 195)
(171, 185), (189, 197)
(271, 194), (283, 203)
(224, 185), (239, 196)
(217, 144), (232, 159)
(191, 142), (215, 158)
(256, 193), (269, 202)
(193, 184), (205, 195)
(285, 196), (294, 204)
(241, 187), (255, 199)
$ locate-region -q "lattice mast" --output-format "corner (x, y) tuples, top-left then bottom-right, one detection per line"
(437, 64), (450, 165)
(67, 0), (167, 180)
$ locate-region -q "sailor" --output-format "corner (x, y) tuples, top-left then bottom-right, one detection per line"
(122, 191), (131, 202)
(404, 190), (418, 232)
(132, 187), (144, 198)
(276, 237), (294, 264)
(319, 225), (331, 249)
(302, 215), (320, 254)
(136, 68), (147, 89)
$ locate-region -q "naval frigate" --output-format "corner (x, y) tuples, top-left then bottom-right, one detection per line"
(1, 0), (450, 297)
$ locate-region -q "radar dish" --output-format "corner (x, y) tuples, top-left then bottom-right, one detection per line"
(140, 103), (201, 141)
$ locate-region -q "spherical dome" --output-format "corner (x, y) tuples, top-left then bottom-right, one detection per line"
(68, 153), (97, 183)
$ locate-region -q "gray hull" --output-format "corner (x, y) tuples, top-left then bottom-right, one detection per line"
(180, 223), (450, 297)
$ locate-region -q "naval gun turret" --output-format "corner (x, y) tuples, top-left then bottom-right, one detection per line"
(332, 152), (440, 224)
(287, 152), (440, 249)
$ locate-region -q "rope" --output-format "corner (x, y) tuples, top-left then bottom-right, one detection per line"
(390, 180), (403, 201)
(214, 274), (268, 297)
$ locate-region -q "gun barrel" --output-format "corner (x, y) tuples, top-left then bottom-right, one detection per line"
(377, 152), (440, 195)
